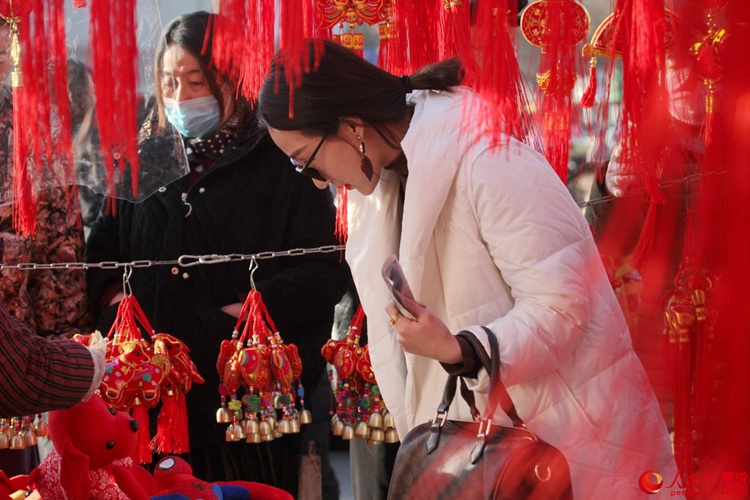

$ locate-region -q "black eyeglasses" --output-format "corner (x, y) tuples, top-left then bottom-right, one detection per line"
(290, 132), (328, 182)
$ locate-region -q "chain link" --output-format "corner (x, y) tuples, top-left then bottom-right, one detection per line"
(0, 245), (345, 271)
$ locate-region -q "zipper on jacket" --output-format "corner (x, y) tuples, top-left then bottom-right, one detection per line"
(181, 192), (192, 218)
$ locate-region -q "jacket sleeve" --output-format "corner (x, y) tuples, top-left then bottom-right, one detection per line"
(465, 143), (593, 387)
(0, 300), (94, 416)
(254, 177), (350, 331)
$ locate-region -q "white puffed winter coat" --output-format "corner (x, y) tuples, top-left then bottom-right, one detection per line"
(345, 88), (677, 498)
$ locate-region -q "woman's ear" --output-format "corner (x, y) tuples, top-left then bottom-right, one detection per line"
(338, 117), (365, 140)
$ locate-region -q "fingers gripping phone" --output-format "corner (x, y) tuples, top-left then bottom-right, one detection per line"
(382, 255), (417, 320)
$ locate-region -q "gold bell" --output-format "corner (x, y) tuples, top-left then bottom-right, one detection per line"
(368, 412), (384, 429)
(216, 407), (230, 424)
(35, 420), (50, 437)
(245, 432), (261, 444)
(259, 420), (272, 436)
(243, 418), (259, 435)
(260, 432), (274, 442)
(0, 433), (8, 449)
(273, 393), (284, 410)
(277, 419), (292, 434)
(332, 419), (345, 436)
(274, 428), (284, 439)
(23, 429), (37, 447)
(288, 419), (301, 434)
(341, 425), (355, 440)
(266, 415), (277, 430)
(233, 422), (246, 440)
(368, 428), (385, 444)
(225, 425), (235, 442)
(383, 412), (395, 429)
(355, 421), (370, 439)
(9, 434), (25, 450)
(384, 428), (400, 444)
(298, 409), (313, 425)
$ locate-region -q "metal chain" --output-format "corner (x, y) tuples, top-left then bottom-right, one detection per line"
(0, 245), (345, 271)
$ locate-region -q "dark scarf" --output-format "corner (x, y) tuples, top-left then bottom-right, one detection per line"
(186, 108), (243, 161)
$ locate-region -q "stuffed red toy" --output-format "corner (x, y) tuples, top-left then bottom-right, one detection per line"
(148, 456), (293, 500)
(27, 393), (150, 500)
(0, 470), (29, 499)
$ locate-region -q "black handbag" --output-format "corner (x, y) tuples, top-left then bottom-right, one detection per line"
(387, 328), (573, 499)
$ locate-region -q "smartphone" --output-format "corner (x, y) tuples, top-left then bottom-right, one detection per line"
(381, 255), (417, 320)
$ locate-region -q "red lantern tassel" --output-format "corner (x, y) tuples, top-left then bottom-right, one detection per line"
(335, 186), (348, 245)
(89, 0), (140, 199)
(150, 389), (189, 455)
(130, 402), (152, 464)
(466, 0), (529, 143)
(579, 57), (598, 108)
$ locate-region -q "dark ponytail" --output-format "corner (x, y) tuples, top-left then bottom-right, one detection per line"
(257, 39), (463, 138)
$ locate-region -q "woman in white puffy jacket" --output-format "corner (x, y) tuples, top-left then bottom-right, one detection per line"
(258, 39), (677, 498)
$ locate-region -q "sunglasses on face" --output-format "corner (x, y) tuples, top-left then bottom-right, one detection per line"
(289, 132), (328, 182)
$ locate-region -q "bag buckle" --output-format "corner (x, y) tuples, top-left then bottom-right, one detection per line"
(425, 410), (448, 454)
(470, 419), (491, 464)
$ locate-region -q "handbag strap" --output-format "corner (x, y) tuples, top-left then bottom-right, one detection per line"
(426, 327), (527, 461)
(436, 328), (525, 428)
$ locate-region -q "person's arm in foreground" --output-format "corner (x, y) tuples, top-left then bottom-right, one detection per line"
(0, 300), (104, 416)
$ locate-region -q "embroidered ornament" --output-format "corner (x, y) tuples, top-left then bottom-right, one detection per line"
(322, 305), (398, 444)
(74, 293), (203, 463)
(216, 288), (309, 443)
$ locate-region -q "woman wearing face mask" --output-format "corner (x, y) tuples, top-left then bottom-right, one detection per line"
(85, 12), (349, 491)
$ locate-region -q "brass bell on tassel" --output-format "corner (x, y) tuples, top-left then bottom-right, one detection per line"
(384, 428), (400, 444)
(273, 428), (284, 439)
(216, 407), (230, 424)
(266, 415), (277, 430)
(288, 419), (301, 434)
(0, 433), (8, 449)
(260, 431), (274, 442)
(355, 421), (370, 439)
(23, 429), (37, 447)
(35, 420), (50, 438)
(259, 420), (272, 436)
(298, 409), (313, 425)
(368, 428), (385, 445)
(332, 418), (345, 436)
(273, 393), (284, 410)
(245, 433), (261, 444)
(367, 412), (384, 429)
(9, 434), (25, 450)
(341, 425), (355, 440)
(277, 418), (292, 434)
(243, 418), (259, 435)
(383, 412), (395, 429)
(234, 422), (246, 440)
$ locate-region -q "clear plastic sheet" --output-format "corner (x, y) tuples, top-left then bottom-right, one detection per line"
(66, 1), (212, 202)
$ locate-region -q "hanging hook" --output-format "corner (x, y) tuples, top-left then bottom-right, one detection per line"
(248, 257), (259, 291)
(122, 264), (133, 296)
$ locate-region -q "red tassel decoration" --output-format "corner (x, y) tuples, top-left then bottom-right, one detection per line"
(130, 403), (152, 464)
(335, 186), (348, 245)
(579, 57), (598, 108)
(376, 0), (398, 72)
(89, 0), (140, 199)
(438, 0), (472, 63)
(8, 10), (35, 236)
(151, 390), (189, 455)
(466, 0), (530, 143)
(389, 0), (441, 75)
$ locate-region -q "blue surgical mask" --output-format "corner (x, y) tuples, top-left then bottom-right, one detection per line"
(163, 95), (221, 138)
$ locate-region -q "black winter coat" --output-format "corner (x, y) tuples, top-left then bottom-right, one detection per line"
(86, 116), (349, 447)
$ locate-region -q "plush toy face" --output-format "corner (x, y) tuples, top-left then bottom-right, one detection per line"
(48, 394), (139, 470)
